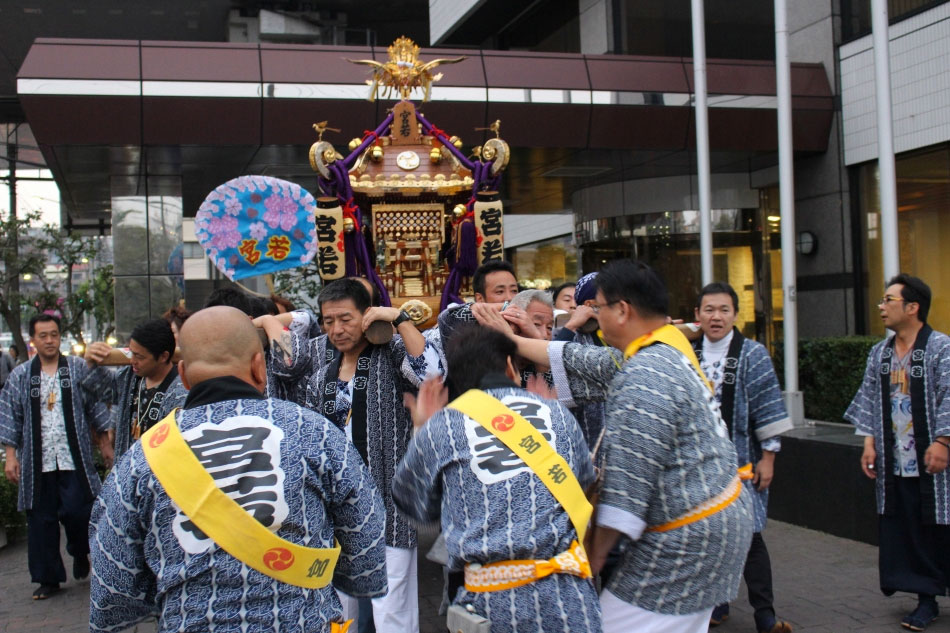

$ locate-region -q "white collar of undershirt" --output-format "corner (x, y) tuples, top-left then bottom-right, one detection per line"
(702, 329), (735, 357)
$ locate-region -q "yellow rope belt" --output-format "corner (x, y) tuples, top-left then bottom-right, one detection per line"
(647, 464), (754, 533)
(463, 540), (592, 593)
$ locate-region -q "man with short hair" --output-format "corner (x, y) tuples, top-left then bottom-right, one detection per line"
(846, 274), (950, 632)
(475, 259), (754, 633)
(434, 260), (520, 352)
(0, 313), (111, 600)
(260, 278), (442, 633)
(551, 282), (576, 313)
(83, 318), (188, 461)
(393, 325), (601, 632)
(693, 282), (793, 633)
(89, 306), (387, 632)
(508, 289), (555, 341)
(472, 260), (519, 304)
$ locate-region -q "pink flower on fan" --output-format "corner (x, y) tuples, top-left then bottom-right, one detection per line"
(208, 215), (241, 250)
(263, 195), (299, 232)
(249, 221), (267, 240)
(224, 197), (243, 216)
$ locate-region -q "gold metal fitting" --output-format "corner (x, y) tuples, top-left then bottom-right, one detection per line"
(371, 145), (384, 162)
(453, 204), (466, 218)
(429, 147), (442, 164)
(348, 137), (362, 151)
(449, 136), (463, 149)
(343, 217), (356, 233)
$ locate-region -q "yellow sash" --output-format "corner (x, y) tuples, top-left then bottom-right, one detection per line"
(448, 390), (593, 543)
(141, 411), (341, 589)
(623, 323), (713, 393)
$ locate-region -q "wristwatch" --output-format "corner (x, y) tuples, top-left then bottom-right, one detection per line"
(392, 310), (412, 327)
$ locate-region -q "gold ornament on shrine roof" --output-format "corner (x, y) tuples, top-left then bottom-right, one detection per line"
(346, 36), (466, 102)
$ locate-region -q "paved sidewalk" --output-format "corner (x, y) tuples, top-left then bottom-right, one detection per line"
(1, 521), (949, 632)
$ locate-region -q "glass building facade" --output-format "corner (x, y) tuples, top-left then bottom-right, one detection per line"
(859, 143), (950, 336)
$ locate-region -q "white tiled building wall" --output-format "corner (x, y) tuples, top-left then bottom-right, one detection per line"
(840, 2), (950, 165)
(503, 213), (574, 248)
(429, 0), (482, 45)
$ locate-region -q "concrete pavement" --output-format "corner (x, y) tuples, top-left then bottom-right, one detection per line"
(0, 521), (948, 632)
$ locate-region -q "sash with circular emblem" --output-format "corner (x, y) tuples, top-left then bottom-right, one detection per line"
(141, 411), (341, 588)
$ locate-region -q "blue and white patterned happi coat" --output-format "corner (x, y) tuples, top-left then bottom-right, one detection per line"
(698, 336), (792, 533)
(81, 365), (188, 460)
(0, 356), (111, 511)
(392, 385), (602, 633)
(845, 330), (950, 523)
(549, 341), (754, 616)
(302, 334), (442, 551)
(266, 309), (325, 405)
(89, 397), (387, 633)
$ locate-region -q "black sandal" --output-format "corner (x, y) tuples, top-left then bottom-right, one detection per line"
(32, 583), (60, 600)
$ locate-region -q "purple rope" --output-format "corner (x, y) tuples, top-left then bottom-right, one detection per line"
(342, 113), (395, 170)
(325, 160), (390, 306)
(416, 110), (476, 171)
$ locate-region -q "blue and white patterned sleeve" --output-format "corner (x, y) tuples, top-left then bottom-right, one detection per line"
(157, 379), (188, 419)
(268, 329), (318, 382)
(74, 361), (113, 433)
(80, 365), (122, 405)
(844, 343), (882, 436)
(311, 412), (388, 598)
(89, 454), (158, 632)
(0, 368), (24, 448)
(548, 342), (621, 408)
(556, 402), (595, 490)
(596, 360), (678, 542)
(391, 411), (449, 525)
(390, 334), (444, 387)
(932, 335), (950, 438)
(745, 343), (793, 442)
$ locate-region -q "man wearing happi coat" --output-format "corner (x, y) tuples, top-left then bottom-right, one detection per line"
(1, 313), (111, 600)
(262, 278), (443, 633)
(846, 274), (950, 632)
(393, 325), (601, 633)
(89, 307), (387, 632)
(693, 282), (794, 633)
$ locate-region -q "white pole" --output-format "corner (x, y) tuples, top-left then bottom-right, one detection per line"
(691, 0), (713, 285)
(774, 0), (802, 424)
(871, 0), (900, 281)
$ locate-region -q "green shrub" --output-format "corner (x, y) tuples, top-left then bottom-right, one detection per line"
(774, 336), (882, 423)
(0, 460), (25, 540)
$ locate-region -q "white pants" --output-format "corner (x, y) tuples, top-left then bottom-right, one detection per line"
(600, 588), (712, 633)
(338, 546), (419, 633)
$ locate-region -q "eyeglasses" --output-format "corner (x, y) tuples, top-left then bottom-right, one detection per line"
(591, 301), (619, 314)
(878, 295), (906, 306)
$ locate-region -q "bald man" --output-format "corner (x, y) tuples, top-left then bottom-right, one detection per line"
(89, 306), (387, 633)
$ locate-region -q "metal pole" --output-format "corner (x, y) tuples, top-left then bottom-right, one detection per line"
(871, 0), (900, 280)
(774, 0), (803, 424)
(691, 0), (713, 285)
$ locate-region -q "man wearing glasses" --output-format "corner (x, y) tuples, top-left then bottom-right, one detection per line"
(846, 274), (950, 632)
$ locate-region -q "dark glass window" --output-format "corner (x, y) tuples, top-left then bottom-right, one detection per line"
(619, 0), (776, 60)
(842, 0), (949, 42)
